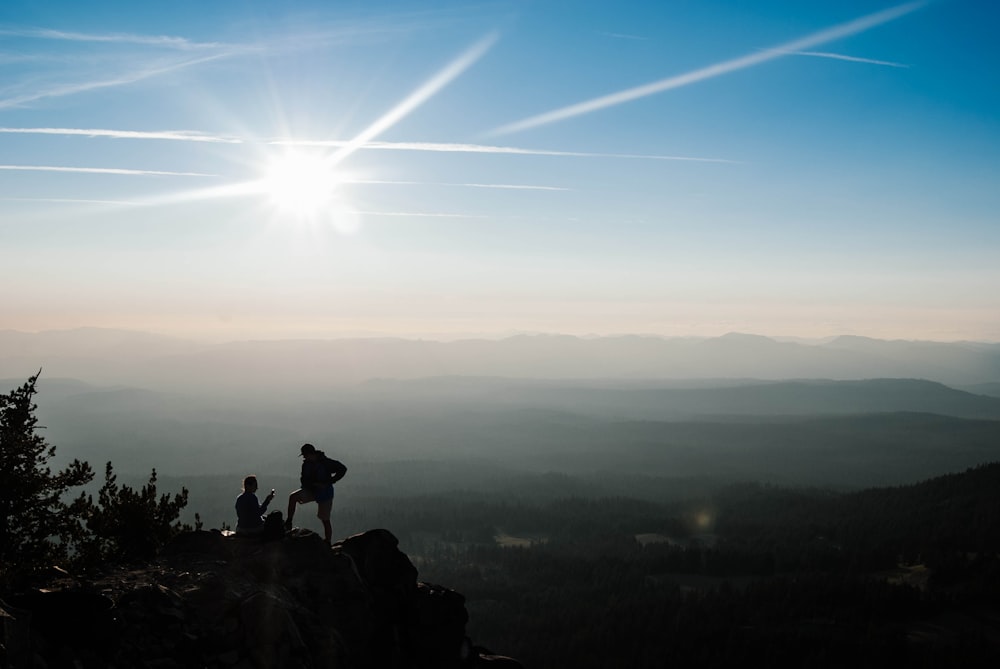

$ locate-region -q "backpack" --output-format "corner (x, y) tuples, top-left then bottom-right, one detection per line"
(262, 511), (285, 541)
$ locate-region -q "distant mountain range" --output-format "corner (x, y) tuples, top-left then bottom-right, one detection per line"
(4, 329), (999, 486)
(361, 377), (1000, 421)
(1, 328), (999, 393)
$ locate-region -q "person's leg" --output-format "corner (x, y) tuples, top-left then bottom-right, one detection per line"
(286, 489), (302, 524)
(317, 498), (333, 544)
(235, 525), (264, 540)
(285, 488), (308, 530)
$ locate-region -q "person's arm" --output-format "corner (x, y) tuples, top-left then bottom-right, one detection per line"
(328, 459), (347, 485)
(260, 488), (275, 513)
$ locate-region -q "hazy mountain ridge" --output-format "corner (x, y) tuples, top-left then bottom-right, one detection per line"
(21, 374), (999, 423)
(5, 328), (1000, 492)
(24, 380), (1000, 489)
(2, 328), (999, 391)
(370, 377), (1000, 420)
(956, 382), (1000, 398)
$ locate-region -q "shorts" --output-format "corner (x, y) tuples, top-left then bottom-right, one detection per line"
(294, 487), (333, 520)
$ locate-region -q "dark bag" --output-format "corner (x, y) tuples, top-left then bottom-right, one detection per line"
(262, 511), (285, 541)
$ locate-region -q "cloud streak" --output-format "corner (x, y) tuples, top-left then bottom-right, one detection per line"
(328, 32), (499, 167)
(491, 1), (926, 135)
(0, 165), (216, 177)
(0, 127), (243, 143)
(786, 50), (909, 68)
(0, 54), (228, 109)
(354, 210), (491, 219)
(348, 179), (569, 191)
(0, 27), (222, 50)
(0, 197), (139, 206)
(600, 32), (647, 41)
(275, 139), (735, 163)
(0, 126), (733, 162)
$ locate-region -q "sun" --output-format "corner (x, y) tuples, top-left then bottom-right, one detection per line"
(259, 149), (342, 217)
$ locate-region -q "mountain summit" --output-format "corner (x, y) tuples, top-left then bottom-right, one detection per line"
(3, 329), (999, 390)
(1, 528), (521, 669)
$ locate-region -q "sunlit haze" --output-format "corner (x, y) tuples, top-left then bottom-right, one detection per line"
(2, 0), (998, 342)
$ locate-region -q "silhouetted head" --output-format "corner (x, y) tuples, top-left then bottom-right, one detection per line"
(243, 475), (258, 492)
(300, 443), (317, 458)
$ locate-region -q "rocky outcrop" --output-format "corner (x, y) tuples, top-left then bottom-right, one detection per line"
(0, 528), (521, 669)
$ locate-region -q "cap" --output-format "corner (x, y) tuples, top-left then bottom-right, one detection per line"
(300, 443), (316, 456)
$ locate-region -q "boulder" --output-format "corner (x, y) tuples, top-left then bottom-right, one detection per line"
(0, 528), (523, 669)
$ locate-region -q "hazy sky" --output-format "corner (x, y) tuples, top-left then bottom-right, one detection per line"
(1, 0), (998, 342)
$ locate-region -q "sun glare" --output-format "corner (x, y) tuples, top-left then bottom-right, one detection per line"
(260, 149), (342, 217)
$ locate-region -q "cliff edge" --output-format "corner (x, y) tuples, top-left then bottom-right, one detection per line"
(1, 528), (522, 669)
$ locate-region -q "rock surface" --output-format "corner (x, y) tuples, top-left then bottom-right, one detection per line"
(0, 528), (522, 669)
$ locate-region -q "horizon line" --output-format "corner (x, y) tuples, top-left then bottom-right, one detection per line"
(0, 325), (994, 346)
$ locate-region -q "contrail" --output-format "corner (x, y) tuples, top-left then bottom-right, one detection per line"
(0, 127), (243, 143)
(346, 179), (569, 191)
(787, 50), (909, 68)
(600, 32), (647, 41)
(353, 210), (491, 219)
(328, 32), (499, 167)
(0, 165), (216, 177)
(0, 53), (228, 109)
(0, 126), (731, 161)
(491, 1), (926, 135)
(0, 197), (140, 206)
(435, 182), (568, 191)
(0, 27), (222, 50)
(273, 139), (734, 163)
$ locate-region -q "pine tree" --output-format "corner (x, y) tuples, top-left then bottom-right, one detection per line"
(79, 462), (197, 564)
(0, 372), (94, 586)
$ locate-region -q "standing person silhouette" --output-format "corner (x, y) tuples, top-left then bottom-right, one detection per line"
(285, 443), (347, 544)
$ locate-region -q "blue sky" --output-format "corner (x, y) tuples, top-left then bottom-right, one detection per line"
(1, 0), (997, 341)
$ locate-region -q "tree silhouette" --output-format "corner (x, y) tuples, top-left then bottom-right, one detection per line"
(78, 462), (197, 564)
(0, 372), (93, 586)
(1, 372), (199, 585)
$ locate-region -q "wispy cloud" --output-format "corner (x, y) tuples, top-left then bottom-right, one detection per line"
(0, 53), (228, 109)
(0, 27), (222, 50)
(438, 182), (568, 191)
(328, 32), (499, 167)
(783, 50), (909, 68)
(0, 165), (216, 177)
(348, 179), (569, 191)
(0, 10), (490, 111)
(491, 1), (926, 135)
(0, 196), (139, 206)
(274, 139), (735, 163)
(354, 210), (491, 219)
(0, 126), (732, 162)
(0, 127), (243, 143)
(0, 53), (50, 65)
(600, 32), (647, 41)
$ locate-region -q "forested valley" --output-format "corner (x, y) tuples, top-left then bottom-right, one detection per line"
(362, 464), (1000, 667)
(158, 462), (1000, 668)
(6, 365), (1000, 666)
